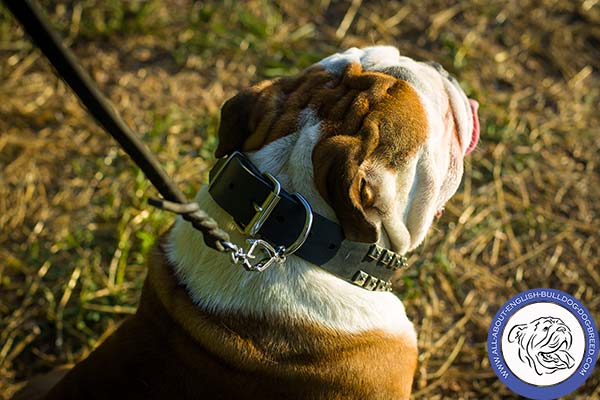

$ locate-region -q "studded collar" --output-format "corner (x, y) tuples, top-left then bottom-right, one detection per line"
(208, 152), (409, 291)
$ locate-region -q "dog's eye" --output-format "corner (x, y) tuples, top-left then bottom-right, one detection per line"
(359, 178), (375, 209)
(544, 327), (549, 331)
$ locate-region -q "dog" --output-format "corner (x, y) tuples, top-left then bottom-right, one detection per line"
(15, 46), (479, 399)
(508, 317), (575, 375)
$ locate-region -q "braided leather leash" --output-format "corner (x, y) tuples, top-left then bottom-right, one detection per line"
(4, 1), (410, 291)
(3, 0), (233, 252)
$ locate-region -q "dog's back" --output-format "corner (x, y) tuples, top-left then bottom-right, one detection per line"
(19, 246), (416, 399)
(14, 46), (479, 400)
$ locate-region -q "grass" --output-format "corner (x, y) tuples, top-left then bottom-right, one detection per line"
(1, 0), (599, 398)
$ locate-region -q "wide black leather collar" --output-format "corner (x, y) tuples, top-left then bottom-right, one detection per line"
(208, 152), (409, 291)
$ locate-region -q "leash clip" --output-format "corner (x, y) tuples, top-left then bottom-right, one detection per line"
(227, 193), (314, 272)
(229, 239), (286, 272)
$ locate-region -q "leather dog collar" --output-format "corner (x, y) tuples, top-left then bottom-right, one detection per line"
(208, 152), (409, 291)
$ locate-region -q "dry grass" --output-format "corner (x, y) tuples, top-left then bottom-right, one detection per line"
(1, 0), (599, 398)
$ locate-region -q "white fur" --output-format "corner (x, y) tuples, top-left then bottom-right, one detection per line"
(166, 46), (473, 342)
(167, 108), (415, 338)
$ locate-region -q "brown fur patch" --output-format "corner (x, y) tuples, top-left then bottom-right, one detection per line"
(216, 62), (428, 242)
(40, 240), (417, 399)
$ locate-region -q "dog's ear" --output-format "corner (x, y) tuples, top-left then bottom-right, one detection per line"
(313, 135), (378, 243)
(312, 63), (427, 243)
(508, 324), (527, 344)
(215, 67), (334, 158)
(215, 79), (276, 158)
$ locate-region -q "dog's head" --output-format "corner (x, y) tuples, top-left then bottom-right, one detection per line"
(508, 317), (575, 375)
(216, 46), (479, 254)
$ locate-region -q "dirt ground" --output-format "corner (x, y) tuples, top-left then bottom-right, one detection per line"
(1, 0), (599, 398)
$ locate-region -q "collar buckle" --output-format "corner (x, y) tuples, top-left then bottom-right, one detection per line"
(242, 173), (281, 236)
(211, 152), (315, 272)
(209, 152), (281, 236)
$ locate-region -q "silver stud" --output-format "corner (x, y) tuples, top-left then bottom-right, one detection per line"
(400, 256), (408, 267)
(388, 255), (400, 269)
(375, 280), (388, 291)
(351, 270), (369, 286)
(364, 276), (378, 290)
(380, 250), (394, 265)
(367, 245), (384, 261)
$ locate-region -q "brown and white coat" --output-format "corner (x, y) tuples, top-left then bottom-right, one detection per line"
(18, 46), (479, 400)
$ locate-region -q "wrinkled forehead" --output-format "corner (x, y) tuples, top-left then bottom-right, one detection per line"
(319, 48), (439, 97)
(318, 46), (464, 113)
(318, 46), (477, 158)
(534, 318), (561, 329)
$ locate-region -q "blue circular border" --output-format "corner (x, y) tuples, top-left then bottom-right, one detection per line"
(487, 288), (599, 400)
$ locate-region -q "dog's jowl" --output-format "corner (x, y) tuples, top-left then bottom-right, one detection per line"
(16, 46), (480, 400)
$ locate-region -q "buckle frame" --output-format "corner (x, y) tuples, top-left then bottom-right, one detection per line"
(209, 152), (281, 237)
(241, 173), (280, 236)
(285, 193), (313, 254)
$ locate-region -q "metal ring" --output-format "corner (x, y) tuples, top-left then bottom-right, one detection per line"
(285, 193), (313, 255)
(220, 241), (239, 253)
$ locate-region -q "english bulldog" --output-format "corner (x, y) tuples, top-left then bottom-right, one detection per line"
(15, 46), (479, 400)
(508, 317), (576, 375)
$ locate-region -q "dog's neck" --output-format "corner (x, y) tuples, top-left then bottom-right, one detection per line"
(165, 124), (414, 337)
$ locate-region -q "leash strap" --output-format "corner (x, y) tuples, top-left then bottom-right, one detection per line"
(3, 0), (231, 251)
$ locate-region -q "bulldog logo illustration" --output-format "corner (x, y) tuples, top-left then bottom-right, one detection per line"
(489, 289), (598, 398)
(507, 317), (576, 376)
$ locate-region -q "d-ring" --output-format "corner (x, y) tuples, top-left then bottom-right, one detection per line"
(285, 193), (313, 255)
